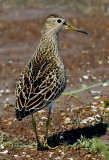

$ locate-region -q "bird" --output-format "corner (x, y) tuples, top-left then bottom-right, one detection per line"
(15, 14), (87, 149)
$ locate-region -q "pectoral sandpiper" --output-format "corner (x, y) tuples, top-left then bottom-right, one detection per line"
(15, 14), (87, 149)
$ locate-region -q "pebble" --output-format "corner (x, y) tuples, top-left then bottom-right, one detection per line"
(8, 121), (12, 125)
(61, 112), (66, 117)
(95, 114), (101, 118)
(80, 117), (95, 124)
(64, 117), (71, 124)
(91, 105), (97, 112)
(87, 62), (90, 65)
(60, 151), (65, 156)
(49, 152), (54, 158)
(39, 121), (44, 126)
(100, 101), (104, 104)
(14, 155), (18, 157)
(8, 60), (13, 64)
(99, 107), (105, 111)
(3, 102), (10, 109)
(8, 117), (13, 121)
(98, 60), (102, 64)
(105, 108), (109, 112)
(93, 96), (100, 100)
(83, 75), (89, 79)
(91, 109), (97, 112)
(5, 98), (10, 101)
(26, 155), (31, 158)
(39, 135), (44, 141)
(93, 102), (98, 105)
(91, 90), (101, 94)
(92, 76), (96, 80)
(41, 116), (47, 120)
(1, 144), (5, 149)
(39, 110), (45, 114)
(0, 150), (8, 154)
(102, 82), (109, 86)
(5, 89), (10, 93)
(87, 70), (90, 73)
(82, 50), (88, 54)
(91, 105), (97, 109)
(28, 146), (33, 149)
(79, 78), (82, 83)
(0, 89), (4, 93)
(55, 156), (62, 160)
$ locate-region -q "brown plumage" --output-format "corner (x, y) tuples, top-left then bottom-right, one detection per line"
(15, 58), (66, 120)
(15, 14), (87, 149)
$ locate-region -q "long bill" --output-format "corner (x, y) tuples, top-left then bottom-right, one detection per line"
(66, 24), (88, 35)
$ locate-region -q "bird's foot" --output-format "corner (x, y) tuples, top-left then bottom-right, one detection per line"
(36, 142), (45, 150)
(43, 139), (58, 150)
(37, 143), (46, 150)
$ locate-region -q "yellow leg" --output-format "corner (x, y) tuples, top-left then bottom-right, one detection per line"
(44, 108), (58, 149)
(31, 114), (42, 149)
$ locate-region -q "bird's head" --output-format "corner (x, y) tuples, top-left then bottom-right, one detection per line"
(43, 14), (87, 35)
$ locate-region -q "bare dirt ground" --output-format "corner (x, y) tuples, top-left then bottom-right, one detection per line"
(0, 1), (109, 159)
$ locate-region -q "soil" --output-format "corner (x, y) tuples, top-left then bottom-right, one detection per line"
(0, 1), (109, 160)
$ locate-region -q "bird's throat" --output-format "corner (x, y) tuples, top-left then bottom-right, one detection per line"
(38, 32), (60, 58)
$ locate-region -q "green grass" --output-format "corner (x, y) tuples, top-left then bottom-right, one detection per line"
(72, 136), (109, 160)
(62, 81), (109, 96)
(0, 131), (37, 150)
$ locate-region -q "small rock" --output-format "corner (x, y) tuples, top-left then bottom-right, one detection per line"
(8, 121), (12, 125)
(0, 89), (4, 93)
(14, 155), (18, 157)
(93, 96), (100, 100)
(1, 144), (5, 149)
(28, 146), (33, 149)
(8, 117), (13, 121)
(41, 116), (47, 120)
(0, 150), (8, 154)
(92, 76), (96, 80)
(39, 121), (44, 125)
(91, 105), (97, 109)
(99, 107), (104, 111)
(39, 110), (45, 114)
(83, 75), (89, 79)
(93, 102), (98, 105)
(49, 152), (54, 158)
(102, 82), (109, 86)
(5, 89), (10, 93)
(80, 117), (95, 124)
(91, 90), (101, 94)
(3, 102), (10, 109)
(64, 117), (71, 124)
(95, 114), (101, 118)
(105, 108), (109, 112)
(26, 155), (31, 158)
(55, 156), (61, 160)
(61, 112), (66, 117)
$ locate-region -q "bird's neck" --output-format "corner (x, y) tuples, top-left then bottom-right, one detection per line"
(37, 31), (60, 58)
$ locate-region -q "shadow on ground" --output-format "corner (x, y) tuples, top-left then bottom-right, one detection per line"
(47, 122), (108, 149)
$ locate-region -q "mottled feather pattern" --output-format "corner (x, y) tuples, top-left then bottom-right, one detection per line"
(15, 14), (67, 121)
(15, 14), (87, 150)
(15, 57), (66, 120)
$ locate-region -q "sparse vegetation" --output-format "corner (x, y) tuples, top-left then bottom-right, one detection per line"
(73, 136), (109, 160)
(62, 81), (109, 96)
(0, 1), (109, 159)
(0, 131), (37, 150)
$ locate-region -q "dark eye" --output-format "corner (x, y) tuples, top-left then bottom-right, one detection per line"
(57, 19), (61, 23)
